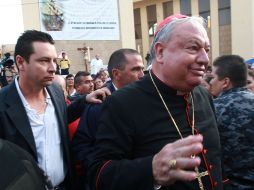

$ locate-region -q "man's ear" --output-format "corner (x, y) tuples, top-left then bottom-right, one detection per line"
(15, 55), (25, 71)
(75, 84), (81, 94)
(154, 42), (164, 64)
(222, 77), (232, 90)
(112, 68), (120, 80)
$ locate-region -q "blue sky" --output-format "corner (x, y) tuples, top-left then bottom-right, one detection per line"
(0, 0), (24, 45)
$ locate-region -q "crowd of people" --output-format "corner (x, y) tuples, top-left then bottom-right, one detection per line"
(0, 14), (254, 190)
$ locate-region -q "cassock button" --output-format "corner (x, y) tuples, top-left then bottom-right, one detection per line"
(203, 149), (208, 154)
(209, 164), (213, 170)
(213, 181), (218, 187)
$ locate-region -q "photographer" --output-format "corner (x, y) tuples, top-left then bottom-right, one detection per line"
(0, 53), (17, 87)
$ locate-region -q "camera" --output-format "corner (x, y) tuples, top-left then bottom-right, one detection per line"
(0, 53), (14, 68)
(0, 53), (16, 87)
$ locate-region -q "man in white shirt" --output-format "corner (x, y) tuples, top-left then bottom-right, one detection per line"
(90, 54), (103, 75)
(0, 30), (110, 190)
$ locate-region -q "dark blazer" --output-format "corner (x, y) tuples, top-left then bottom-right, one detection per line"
(0, 81), (87, 189)
(0, 139), (49, 190)
(72, 82), (115, 173)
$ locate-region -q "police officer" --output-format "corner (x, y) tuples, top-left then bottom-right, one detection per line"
(210, 55), (254, 189)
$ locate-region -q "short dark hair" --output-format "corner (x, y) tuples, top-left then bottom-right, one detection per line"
(65, 74), (74, 79)
(213, 55), (247, 88)
(14, 30), (54, 63)
(107, 48), (140, 79)
(74, 71), (91, 87)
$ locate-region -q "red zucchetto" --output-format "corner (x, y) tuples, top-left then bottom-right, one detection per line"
(155, 14), (188, 36)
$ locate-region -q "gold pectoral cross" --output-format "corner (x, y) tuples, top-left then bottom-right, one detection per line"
(195, 167), (209, 190)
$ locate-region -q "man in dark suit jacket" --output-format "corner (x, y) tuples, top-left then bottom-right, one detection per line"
(71, 48), (144, 189)
(0, 139), (50, 190)
(0, 30), (109, 190)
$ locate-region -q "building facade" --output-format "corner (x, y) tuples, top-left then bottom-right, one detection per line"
(2, 0), (254, 71)
(20, 0), (136, 74)
(134, 0), (254, 66)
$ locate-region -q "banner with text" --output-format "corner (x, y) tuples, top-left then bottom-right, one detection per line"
(39, 0), (120, 40)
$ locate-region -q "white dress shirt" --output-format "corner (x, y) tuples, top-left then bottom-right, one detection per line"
(15, 77), (66, 187)
(90, 58), (103, 74)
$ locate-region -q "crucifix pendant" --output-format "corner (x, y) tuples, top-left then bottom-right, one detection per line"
(195, 167), (209, 190)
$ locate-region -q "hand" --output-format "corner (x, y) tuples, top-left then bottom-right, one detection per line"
(152, 135), (203, 186)
(86, 87), (111, 103)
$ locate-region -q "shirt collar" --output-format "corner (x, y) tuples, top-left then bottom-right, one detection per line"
(15, 76), (51, 107)
(112, 82), (118, 91)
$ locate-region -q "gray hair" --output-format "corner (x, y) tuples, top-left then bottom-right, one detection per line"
(149, 16), (207, 64)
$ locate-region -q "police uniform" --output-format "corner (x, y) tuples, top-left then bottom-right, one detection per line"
(214, 87), (254, 189)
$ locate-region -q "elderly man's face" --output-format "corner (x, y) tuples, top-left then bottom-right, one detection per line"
(158, 22), (210, 91)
